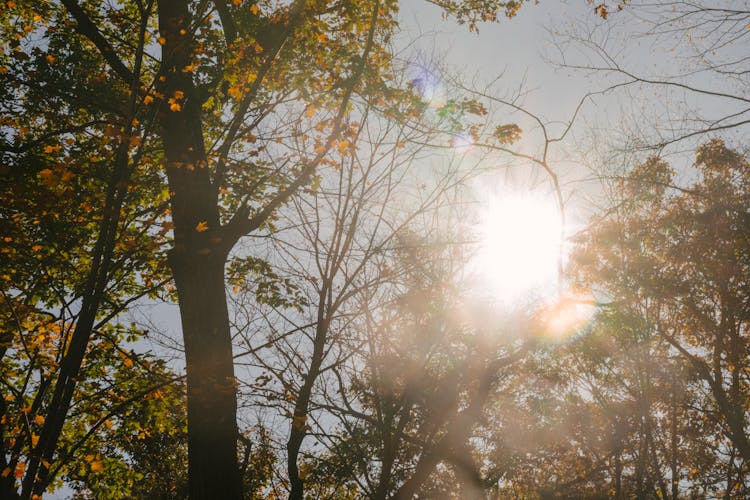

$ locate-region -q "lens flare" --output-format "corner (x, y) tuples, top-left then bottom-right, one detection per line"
(538, 291), (597, 341)
(409, 65), (446, 107)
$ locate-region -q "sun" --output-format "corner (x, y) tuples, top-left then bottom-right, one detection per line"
(473, 193), (562, 304)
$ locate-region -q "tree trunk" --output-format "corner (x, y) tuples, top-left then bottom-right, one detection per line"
(170, 250), (242, 499)
(287, 309), (330, 500)
(157, 0), (243, 496)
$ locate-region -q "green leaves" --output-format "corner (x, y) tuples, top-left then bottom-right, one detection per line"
(227, 255), (307, 311)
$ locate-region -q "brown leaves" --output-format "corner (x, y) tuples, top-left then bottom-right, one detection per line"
(493, 123), (522, 145)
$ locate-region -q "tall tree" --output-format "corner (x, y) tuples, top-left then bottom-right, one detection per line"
(573, 139), (750, 497)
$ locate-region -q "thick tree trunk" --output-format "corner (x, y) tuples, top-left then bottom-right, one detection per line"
(170, 250), (242, 499)
(157, 1), (244, 496)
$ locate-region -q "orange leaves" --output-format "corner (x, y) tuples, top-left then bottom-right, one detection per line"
(168, 89), (184, 112)
(250, 4), (260, 15)
(38, 167), (73, 189)
(38, 168), (56, 187)
(34, 415), (44, 425)
(85, 454), (104, 472)
(45, 54), (55, 64)
(13, 462), (25, 479)
(195, 221), (209, 232)
(227, 86), (242, 100)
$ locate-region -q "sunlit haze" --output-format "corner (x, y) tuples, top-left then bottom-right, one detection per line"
(473, 193), (562, 304)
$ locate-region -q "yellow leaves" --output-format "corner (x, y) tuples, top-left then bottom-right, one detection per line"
(34, 415), (44, 425)
(337, 140), (349, 154)
(305, 106), (316, 118)
(195, 221), (209, 232)
(31, 434), (39, 446)
(143, 95), (154, 105)
(316, 32), (327, 43)
(233, 0), (242, 5)
(182, 64), (197, 73)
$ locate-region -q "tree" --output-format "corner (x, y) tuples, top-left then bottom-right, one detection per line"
(557, 1), (750, 151)
(0, 6), (171, 494)
(573, 139), (750, 497)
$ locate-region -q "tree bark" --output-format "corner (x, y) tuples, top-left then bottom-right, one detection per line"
(170, 250), (242, 499)
(156, 0), (244, 495)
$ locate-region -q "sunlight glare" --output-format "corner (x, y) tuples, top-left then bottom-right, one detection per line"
(538, 290), (597, 341)
(474, 193), (562, 304)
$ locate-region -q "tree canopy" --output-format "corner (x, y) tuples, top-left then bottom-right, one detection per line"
(2, 0), (750, 498)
